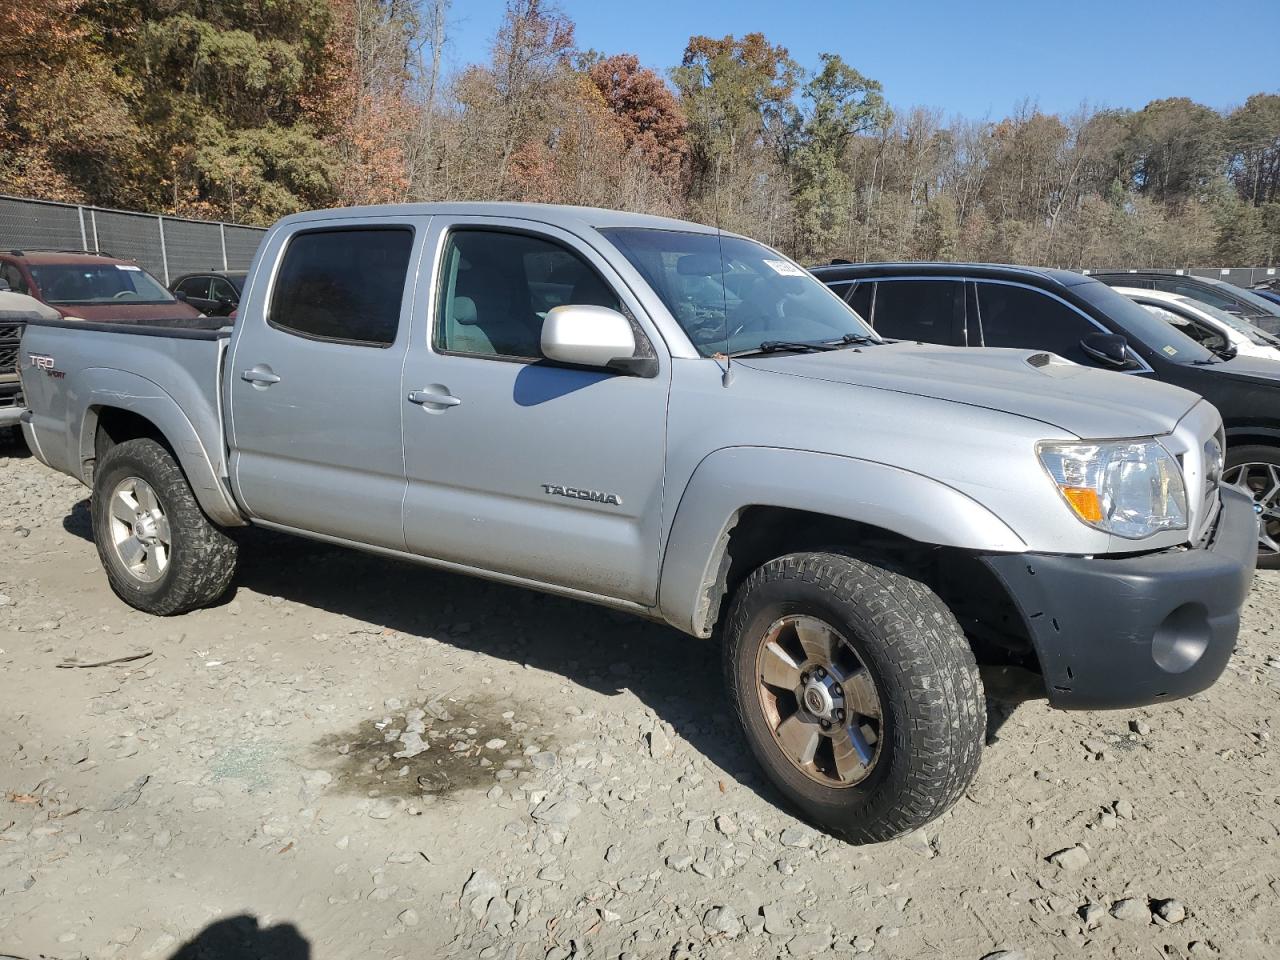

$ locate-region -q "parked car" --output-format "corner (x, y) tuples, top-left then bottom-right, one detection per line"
(0, 290), (59, 430)
(18, 204), (1256, 843)
(1088, 270), (1280, 333)
(1113, 286), (1280, 363)
(0, 250), (203, 323)
(814, 261), (1280, 566)
(170, 270), (246, 317)
(1251, 287), (1280, 309)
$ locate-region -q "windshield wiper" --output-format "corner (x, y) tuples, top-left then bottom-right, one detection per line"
(827, 333), (882, 347)
(731, 340), (839, 357)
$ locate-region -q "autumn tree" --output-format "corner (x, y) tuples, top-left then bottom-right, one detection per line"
(674, 33), (799, 235)
(587, 54), (687, 187)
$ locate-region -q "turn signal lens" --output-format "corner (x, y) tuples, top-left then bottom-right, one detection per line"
(1061, 486), (1103, 523)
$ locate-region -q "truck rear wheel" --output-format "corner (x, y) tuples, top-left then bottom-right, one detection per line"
(724, 552), (984, 844)
(91, 438), (237, 615)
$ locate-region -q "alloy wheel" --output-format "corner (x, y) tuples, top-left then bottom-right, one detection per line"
(754, 614), (883, 787)
(1223, 461), (1280, 556)
(106, 476), (171, 583)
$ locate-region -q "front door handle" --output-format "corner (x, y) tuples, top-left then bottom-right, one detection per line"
(241, 367), (281, 386)
(408, 390), (461, 408)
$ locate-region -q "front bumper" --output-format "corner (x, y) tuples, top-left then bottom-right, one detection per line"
(982, 486), (1257, 710)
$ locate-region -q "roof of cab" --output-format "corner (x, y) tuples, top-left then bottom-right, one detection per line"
(273, 202), (729, 237)
(810, 261), (1094, 289)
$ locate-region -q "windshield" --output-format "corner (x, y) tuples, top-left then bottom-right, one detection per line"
(599, 227), (878, 356)
(29, 263), (177, 305)
(1074, 279), (1216, 364)
(1206, 278), (1280, 319)
(1175, 296), (1280, 346)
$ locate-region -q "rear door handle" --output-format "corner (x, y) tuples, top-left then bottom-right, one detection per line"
(407, 390), (461, 407)
(241, 368), (281, 385)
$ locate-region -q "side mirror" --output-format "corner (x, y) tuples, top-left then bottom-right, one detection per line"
(541, 305), (655, 376)
(174, 291), (188, 302)
(1080, 331), (1137, 370)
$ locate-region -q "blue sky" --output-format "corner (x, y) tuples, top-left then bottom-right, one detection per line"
(443, 0), (1278, 118)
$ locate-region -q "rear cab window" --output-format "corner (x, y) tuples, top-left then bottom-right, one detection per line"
(269, 228), (414, 347)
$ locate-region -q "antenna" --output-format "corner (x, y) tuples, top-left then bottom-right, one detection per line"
(711, 167), (733, 387)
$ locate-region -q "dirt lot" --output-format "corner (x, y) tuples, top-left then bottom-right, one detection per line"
(1, 434), (1278, 960)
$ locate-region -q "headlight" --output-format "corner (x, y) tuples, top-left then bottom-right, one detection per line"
(1037, 439), (1187, 539)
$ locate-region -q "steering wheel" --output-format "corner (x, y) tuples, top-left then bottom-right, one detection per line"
(113, 290), (138, 299)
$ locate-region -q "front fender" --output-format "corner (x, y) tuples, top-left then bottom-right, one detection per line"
(74, 369), (243, 527)
(657, 446), (1027, 636)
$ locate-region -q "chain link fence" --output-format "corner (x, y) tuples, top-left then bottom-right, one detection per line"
(0, 194), (266, 284)
(1083, 266), (1280, 287)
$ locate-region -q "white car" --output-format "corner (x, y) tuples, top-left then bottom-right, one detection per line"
(1114, 286), (1280, 363)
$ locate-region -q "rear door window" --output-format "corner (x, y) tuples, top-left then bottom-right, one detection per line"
(867, 279), (964, 344)
(269, 228), (413, 347)
(974, 282), (1099, 363)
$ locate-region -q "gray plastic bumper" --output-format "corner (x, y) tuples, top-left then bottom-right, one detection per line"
(982, 486), (1258, 710)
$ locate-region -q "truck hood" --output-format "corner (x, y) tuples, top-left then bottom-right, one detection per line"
(738, 342), (1200, 439)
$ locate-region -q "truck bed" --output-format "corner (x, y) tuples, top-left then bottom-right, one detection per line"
(18, 316), (233, 498)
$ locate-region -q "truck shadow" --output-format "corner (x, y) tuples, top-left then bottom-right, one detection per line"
(166, 914), (308, 959)
(229, 528), (778, 808)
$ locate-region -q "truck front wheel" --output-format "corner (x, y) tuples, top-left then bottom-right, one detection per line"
(91, 438), (237, 615)
(724, 552), (984, 844)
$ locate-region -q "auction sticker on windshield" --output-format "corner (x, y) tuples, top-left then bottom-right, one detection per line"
(763, 259), (805, 277)
(116, 264), (141, 271)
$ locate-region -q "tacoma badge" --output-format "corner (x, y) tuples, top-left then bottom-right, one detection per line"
(542, 483), (622, 506)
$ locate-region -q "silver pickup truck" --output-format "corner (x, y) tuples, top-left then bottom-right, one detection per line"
(16, 203), (1258, 843)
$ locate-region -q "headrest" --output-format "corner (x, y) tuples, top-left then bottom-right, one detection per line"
(452, 295), (478, 325)
(676, 253), (723, 276)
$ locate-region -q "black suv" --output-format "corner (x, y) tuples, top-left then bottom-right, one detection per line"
(1088, 271), (1280, 333)
(170, 270), (246, 317)
(812, 261), (1280, 565)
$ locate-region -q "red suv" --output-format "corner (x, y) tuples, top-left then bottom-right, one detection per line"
(0, 250), (203, 322)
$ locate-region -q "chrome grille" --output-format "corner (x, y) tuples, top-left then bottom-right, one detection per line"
(1161, 402), (1225, 545)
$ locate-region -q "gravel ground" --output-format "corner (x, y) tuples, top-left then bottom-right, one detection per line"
(1, 433), (1278, 960)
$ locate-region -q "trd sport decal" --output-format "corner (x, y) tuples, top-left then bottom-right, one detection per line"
(27, 354), (64, 379)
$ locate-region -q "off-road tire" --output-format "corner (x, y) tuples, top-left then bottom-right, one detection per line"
(724, 552), (984, 844)
(91, 438), (237, 615)
(1224, 444), (1280, 570)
